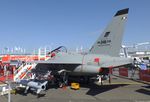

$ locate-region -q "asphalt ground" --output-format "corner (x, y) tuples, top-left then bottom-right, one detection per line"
(0, 75), (150, 102)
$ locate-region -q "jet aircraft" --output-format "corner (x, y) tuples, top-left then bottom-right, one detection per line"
(32, 8), (132, 86)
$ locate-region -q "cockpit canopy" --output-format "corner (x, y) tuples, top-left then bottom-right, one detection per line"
(48, 46), (67, 54)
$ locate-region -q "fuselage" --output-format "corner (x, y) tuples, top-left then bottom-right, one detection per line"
(35, 52), (132, 76)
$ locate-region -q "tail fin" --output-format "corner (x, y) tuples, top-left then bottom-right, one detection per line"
(89, 8), (129, 57)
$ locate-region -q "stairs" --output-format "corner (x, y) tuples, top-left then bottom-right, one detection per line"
(13, 63), (37, 81)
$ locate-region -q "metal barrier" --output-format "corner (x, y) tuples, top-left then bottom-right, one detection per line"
(113, 67), (150, 82)
(119, 68), (128, 77)
(139, 69), (150, 82)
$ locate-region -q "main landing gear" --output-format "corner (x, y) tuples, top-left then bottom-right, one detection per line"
(96, 74), (111, 85)
(58, 70), (68, 88)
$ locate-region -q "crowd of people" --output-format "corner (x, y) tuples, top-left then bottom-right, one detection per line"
(0, 62), (15, 77)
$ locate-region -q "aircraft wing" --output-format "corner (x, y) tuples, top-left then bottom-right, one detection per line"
(100, 57), (132, 68)
(32, 58), (82, 73)
(33, 60), (82, 65)
(30, 52), (83, 65)
(31, 52), (83, 71)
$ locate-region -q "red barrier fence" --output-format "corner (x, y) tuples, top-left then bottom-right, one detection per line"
(119, 68), (128, 77)
(0, 74), (13, 81)
(139, 69), (150, 82)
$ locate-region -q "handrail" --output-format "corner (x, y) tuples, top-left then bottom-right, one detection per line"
(13, 63), (37, 81)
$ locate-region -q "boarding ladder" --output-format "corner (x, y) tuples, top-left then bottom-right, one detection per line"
(13, 47), (65, 81)
(13, 63), (37, 82)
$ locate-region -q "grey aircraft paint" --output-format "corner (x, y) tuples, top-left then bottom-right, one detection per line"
(89, 8), (129, 57)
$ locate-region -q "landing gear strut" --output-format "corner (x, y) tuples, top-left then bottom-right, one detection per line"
(58, 71), (68, 88)
(97, 75), (103, 85)
(97, 74), (111, 85)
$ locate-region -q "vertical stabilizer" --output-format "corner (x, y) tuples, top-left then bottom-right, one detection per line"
(89, 8), (129, 57)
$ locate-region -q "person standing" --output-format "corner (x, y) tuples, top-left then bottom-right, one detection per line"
(4, 64), (7, 76)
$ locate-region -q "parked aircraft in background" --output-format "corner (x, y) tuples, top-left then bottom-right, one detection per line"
(32, 8), (132, 86)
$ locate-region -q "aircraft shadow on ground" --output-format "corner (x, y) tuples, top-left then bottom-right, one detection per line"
(15, 81), (128, 97)
(81, 83), (128, 96)
(142, 85), (150, 89)
(136, 89), (150, 96)
(46, 79), (129, 96)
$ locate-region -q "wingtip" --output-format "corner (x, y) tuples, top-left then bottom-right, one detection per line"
(114, 8), (129, 17)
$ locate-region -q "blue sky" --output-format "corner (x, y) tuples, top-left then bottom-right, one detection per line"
(0, 0), (150, 51)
